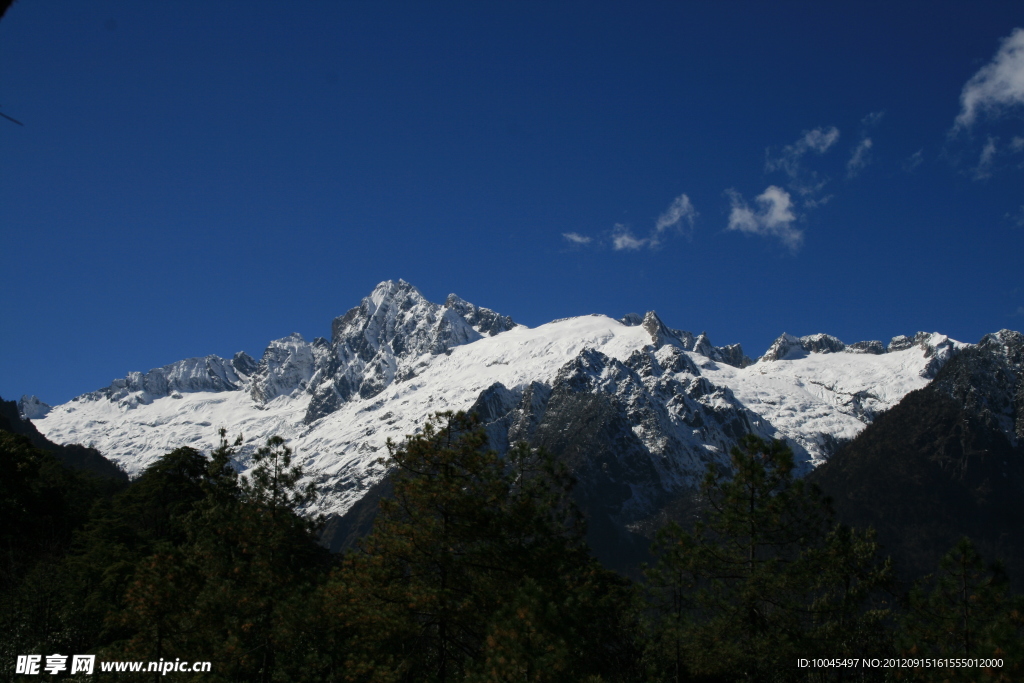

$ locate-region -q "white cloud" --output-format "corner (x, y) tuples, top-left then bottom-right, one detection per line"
(765, 126), (839, 195)
(904, 149), (924, 172)
(954, 28), (1024, 130)
(726, 186), (802, 251)
(974, 136), (999, 179)
(653, 193), (697, 240)
(1011, 136), (1024, 152)
(861, 111), (885, 128)
(802, 194), (834, 209)
(801, 127), (841, 153)
(611, 224), (649, 251)
(766, 126), (840, 174)
(562, 232), (592, 245)
(847, 137), (873, 177)
(603, 193), (698, 252)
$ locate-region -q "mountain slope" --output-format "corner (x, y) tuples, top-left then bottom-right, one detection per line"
(809, 329), (1024, 585)
(1, 396), (128, 480)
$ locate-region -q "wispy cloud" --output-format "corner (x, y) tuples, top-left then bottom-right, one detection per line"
(611, 224), (649, 251)
(954, 28), (1024, 131)
(562, 232), (592, 245)
(904, 149), (924, 172)
(765, 127), (840, 194)
(654, 193), (697, 239)
(604, 193), (698, 251)
(844, 112), (883, 179)
(974, 136), (999, 179)
(726, 186), (802, 251)
(1012, 306), (1024, 317)
(847, 138), (873, 178)
(861, 111), (885, 128)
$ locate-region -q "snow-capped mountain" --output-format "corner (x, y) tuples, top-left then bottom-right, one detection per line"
(29, 280), (969, 523)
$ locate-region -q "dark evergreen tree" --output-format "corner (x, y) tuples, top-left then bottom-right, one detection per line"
(644, 435), (893, 682)
(53, 446), (210, 659)
(0, 431), (123, 673)
(901, 538), (1024, 682)
(111, 431), (329, 682)
(331, 411), (641, 682)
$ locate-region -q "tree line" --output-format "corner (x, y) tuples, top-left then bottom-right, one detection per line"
(1, 413), (1021, 682)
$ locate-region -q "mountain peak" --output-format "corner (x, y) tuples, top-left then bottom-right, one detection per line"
(641, 311), (675, 347)
(366, 279), (425, 316)
(305, 282), (518, 422)
(760, 332), (845, 362)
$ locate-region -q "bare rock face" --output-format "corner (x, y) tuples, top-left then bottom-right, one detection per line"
(848, 340), (885, 355)
(18, 395), (51, 420)
(464, 343), (781, 569)
(469, 345), (781, 524)
(89, 354), (251, 408)
(635, 311), (750, 368)
(444, 293), (517, 337)
(716, 343), (751, 368)
(250, 333), (317, 404)
(759, 332), (846, 361)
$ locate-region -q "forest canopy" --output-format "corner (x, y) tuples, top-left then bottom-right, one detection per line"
(1, 414), (1022, 682)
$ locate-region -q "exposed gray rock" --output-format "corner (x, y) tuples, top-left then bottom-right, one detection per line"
(848, 340), (885, 354)
(760, 333), (845, 361)
(641, 311), (681, 348)
(18, 395), (51, 420)
(716, 343), (752, 368)
(250, 333), (316, 403)
(667, 326), (697, 350)
(444, 293), (517, 336)
(644, 318), (750, 368)
(887, 334), (916, 352)
(84, 354), (249, 408)
(759, 333), (805, 362)
(304, 280), (517, 422)
(459, 344), (789, 569)
(619, 312), (644, 326)
(469, 345), (785, 526)
(692, 332), (715, 359)
(231, 351), (259, 377)
(800, 333), (846, 354)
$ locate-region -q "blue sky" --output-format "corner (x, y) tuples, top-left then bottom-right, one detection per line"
(2, 1), (1023, 405)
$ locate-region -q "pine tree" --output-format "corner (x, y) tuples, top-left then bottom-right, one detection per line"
(112, 431), (329, 682)
(902, 538), (1024, 682)
(332, 411), (641, 682)
(0, 431), (123, 670)
(644, 435), (894, 682)
(803, 523), (895, 667)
